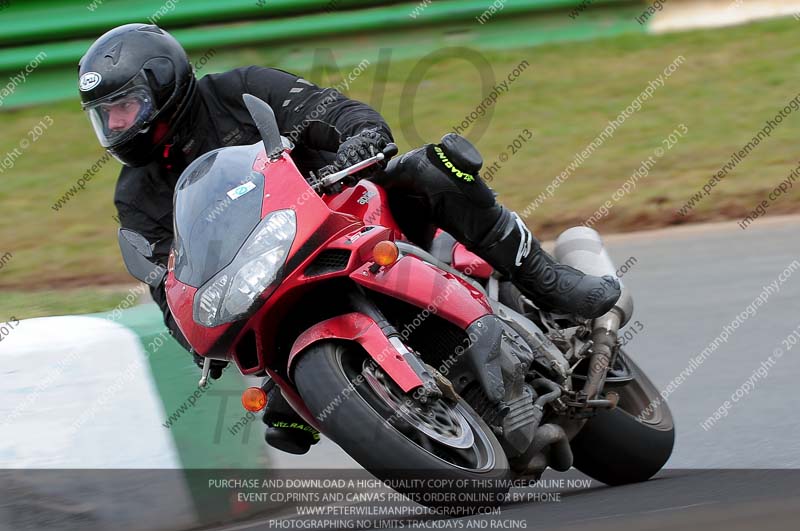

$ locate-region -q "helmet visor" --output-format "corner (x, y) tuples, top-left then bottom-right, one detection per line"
(84, 75), (156, 148)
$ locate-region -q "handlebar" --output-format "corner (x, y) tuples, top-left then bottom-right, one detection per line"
(312, 143), (398, 193)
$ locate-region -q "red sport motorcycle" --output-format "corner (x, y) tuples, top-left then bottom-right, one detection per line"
(119, 95), (674, 508)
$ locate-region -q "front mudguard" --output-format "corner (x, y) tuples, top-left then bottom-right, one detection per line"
(349, 254), (493, 329)
(288, 312), (427, 393)
(348, 254), (506, 405)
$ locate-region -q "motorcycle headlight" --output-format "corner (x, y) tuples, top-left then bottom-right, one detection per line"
(195, 209), (296, 327)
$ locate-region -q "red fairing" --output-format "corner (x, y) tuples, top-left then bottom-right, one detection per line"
(324, 180), (401, 236)
(350, 255), (492, 330)
(165, 273), (218, 352)
(169, 138), (493, 402)
(253, 151), (340, 230)
(288, 312), (424, 393)
(168, 148), (360, 357)
(452, 243), (493, 279)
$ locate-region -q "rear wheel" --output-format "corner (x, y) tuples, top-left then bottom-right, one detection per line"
(293, 340), (511, 510)
(570, 351), (675, 485)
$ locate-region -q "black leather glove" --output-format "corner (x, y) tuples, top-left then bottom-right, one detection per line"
(193, 352), (228, 380)
(333, 128), (389, 179)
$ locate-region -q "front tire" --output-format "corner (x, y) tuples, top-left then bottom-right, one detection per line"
(570, 351), (675, 485)
(293, 340), (511, 510)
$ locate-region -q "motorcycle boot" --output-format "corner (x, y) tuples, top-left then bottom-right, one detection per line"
(380, 133), (620, 320)
(262, 379), (320, 455)
(473, 206), (621, 319)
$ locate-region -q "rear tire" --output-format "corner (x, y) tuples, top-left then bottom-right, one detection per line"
(293, 340), (511, 510)
(570, 351), (675, 485)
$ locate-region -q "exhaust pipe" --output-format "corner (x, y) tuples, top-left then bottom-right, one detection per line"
(554, 227), (634, 399)
(509, 379), (574, 475)
(554, 226), (633, 326)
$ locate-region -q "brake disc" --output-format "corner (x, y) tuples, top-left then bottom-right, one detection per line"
(361, 360), (474, 449)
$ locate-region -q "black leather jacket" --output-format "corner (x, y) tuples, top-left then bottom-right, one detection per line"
(113, 66), (393, 345)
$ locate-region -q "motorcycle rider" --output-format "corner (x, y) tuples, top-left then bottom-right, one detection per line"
(79, 24), (621, 455)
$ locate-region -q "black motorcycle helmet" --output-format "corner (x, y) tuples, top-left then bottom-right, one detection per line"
(78, 24), (196, 167)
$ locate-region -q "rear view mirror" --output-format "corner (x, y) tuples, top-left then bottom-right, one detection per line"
(118, 229), (166, 288)
(120, 229), (153, 257)
(242, 93), (284, 160)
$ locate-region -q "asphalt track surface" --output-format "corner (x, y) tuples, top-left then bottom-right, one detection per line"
(207, 215), (800, 531)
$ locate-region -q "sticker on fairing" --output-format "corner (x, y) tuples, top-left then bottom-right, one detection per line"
(357, 190), (376, 205)
(226, 181), (257, 200)
(79, 72), (102, 92)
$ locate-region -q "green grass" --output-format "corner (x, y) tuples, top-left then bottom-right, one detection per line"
(0, 287), (141, 321)
(1, 16), (799, 316)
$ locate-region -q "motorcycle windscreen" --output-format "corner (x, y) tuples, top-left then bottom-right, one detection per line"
(172, 143), (265, 288)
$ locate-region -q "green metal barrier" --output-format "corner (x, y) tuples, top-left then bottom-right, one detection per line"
(0, 0), (642, 109)
(0, 0), (397, 46)
(0, 0), (636, 72)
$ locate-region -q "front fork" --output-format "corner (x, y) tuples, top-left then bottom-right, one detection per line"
(346, 288), (442, 402)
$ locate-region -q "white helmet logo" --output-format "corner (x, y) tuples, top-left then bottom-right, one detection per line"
(79, 72), (102, 92)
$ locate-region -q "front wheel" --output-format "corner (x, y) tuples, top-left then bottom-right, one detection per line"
(293, 340), (511, 510)
(570, 350), (675, 485)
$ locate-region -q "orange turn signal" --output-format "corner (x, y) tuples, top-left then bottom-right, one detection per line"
(242, 387), (268, 412)
(373, 240), (399, 266)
